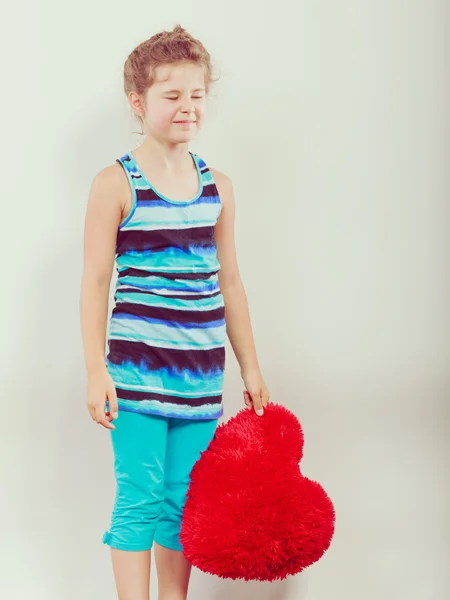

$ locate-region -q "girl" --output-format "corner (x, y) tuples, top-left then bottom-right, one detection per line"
(80, 25), (270, 600)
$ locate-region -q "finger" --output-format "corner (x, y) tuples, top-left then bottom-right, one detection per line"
(252, 391), (264, 416)
(95, 406), (115, 430)
(107, 386), (119, 420)
(261, 389), (270, 407)
(97, 414), (115, 430)
(244, 391), (252, 408)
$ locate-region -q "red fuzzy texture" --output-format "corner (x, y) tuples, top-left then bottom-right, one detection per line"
(180, 403), (335, 581)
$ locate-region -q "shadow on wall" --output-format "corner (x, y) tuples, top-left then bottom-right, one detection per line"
(187, 569), (308, 600)
(212, 577), (302, 600)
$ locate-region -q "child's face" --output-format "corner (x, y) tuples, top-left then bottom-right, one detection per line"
(140, 62), (207, 143)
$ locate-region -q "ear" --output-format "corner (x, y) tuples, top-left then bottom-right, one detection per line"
(128, 91), (145, 119)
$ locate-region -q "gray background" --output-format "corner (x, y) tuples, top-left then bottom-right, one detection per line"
(1, 1), (448, 598)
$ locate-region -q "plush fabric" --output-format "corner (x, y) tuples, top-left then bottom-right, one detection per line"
(180, 403), (335, 581)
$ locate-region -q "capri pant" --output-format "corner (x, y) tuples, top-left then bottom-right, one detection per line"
(102, 410), (218, 552)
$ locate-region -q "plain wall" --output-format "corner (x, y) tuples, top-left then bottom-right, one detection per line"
(1, 1), (449, 599)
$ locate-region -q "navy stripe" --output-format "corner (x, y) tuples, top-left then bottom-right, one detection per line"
(112, 302), (225, 324)
(134, 182), (219, 201)
(120, 150), (218, 199)
(115, 386), (222, 405)
(198, 179), (219, 198)
(118, 268), (218, 280)
(117, 226), (214, 253)
(107, 339), (226, 372)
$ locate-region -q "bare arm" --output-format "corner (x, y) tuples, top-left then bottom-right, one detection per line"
(80, 163), (128, 428)
(212, 168), (270, 415)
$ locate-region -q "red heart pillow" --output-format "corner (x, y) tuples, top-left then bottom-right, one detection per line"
(180, 403), (335, 581)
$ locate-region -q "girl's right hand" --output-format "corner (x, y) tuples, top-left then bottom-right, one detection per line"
(86, 368), (119, 430)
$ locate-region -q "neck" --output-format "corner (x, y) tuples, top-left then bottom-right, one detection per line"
(136, 137), (192, 172)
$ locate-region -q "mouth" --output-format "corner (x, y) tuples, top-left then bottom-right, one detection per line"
(174, 121), (196, 124)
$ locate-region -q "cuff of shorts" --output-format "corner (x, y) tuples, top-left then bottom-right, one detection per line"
(153, 534), (183, 552)
(102, 530), (153, 552)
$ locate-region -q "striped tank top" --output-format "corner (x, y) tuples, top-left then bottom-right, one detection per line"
(105, 150), (226, 420)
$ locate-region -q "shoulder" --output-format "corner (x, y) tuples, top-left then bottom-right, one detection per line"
(209, 167), (232, 189)
(92, 161), (129, 192)
(88, 161), (130, 215)
(209, 167), (235, 206)
(90, 161), (130, 201)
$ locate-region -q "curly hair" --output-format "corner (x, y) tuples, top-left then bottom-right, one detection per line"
(123, 25), (216, 99)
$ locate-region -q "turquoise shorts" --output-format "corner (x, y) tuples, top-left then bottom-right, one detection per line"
(102, 410), (218, 552)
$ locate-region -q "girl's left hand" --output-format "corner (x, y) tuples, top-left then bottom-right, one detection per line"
(242, 368), (270, 416)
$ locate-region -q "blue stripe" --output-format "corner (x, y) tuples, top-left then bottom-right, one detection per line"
(136, 195), (220, 209)
(117, 276), (220, 294)
(111, 400), (223, 420)
(107, 360), (224, 395)
(114, 290), (224, 310)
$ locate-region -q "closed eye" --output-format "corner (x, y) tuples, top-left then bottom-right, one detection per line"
(165, 96), (204, 100)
